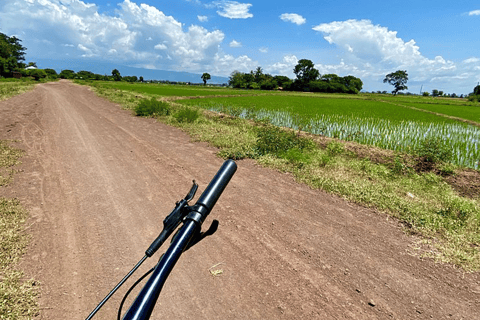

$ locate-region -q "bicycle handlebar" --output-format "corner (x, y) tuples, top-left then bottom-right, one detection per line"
(121, 160), (237, 320)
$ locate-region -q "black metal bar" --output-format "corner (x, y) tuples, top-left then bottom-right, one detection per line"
(121, 160), (237, 320)
(121, 220), (198, 320)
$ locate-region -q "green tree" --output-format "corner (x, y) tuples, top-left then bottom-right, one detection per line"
(473, 84), (480, 96)
(254, 67), (265, 83)
(77, 70), (95, 80)
(27, 68), (47, 81)
(139, 76), (144, 82)
(201, 72), (211, 85)
(228, 71), (245, 88)
(59, 69), (76, 79)
(44, 68), (58, 77)
(432, 89), (439, 97)
(0, 32), (27, 77)
(112, 69), (122, 81)
(293, 59), (319, 85)
(273, 75), (291, 88)
(383, 70), (408, 95)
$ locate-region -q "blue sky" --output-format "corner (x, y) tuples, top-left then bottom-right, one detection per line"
(1, 0), (479, 94)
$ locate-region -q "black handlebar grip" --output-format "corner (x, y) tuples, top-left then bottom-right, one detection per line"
(196, 160), (237, 213)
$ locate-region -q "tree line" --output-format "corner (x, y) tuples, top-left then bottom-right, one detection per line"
(228, 59), (363, 94)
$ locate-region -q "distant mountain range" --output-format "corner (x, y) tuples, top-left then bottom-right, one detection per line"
(35, 58), (230, 85)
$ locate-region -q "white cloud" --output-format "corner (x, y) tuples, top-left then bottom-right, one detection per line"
(267, 54), (298, 76)
(229, 40), (242, 47)
(214, 1), (253, 19)
(259, 47), (268, 53)
(212, 53), (257, 75)
(464, 57), (480, 63)
(311, 19), (480, 93)
(0, 0), (256, 76)
(154, 43), (168, 50)
(198, 15), (208, 22)
(468, 10), (480, 16)
(280, 13), (306, 25)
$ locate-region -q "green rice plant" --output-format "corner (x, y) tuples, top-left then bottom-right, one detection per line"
(134, 97), (170, 116)
(199, 106), (480, 169)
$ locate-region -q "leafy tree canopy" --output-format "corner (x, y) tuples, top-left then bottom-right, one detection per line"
(112, 69), (122, 81)
(383, 70), (408, 95)
(293, 59), (319, 84)
(59, 69), (76, 79)
(473, 84), (480, 96)
(0, 32), (27, 77)
(201, 72), (211, 85)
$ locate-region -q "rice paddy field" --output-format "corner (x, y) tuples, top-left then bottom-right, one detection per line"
(87, 81), (268, 97)
(178, 94), (480, 169)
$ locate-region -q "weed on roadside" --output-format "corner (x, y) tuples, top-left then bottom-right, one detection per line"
(135, 97), (170, 117)
(0, 141), (38, 319)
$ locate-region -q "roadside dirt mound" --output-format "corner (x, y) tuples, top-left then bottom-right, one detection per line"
(1, 81), (479, 319)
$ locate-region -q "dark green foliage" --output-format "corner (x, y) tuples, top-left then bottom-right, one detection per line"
(467, 95), (479, 103)
(473, 85), (480, 96)
(59, 69), (76, 79)
(383, 70), (408, 95)
(281, 148), (312, 168)
(0, 32), (26, 77)
(294, 59), (320, 85)
(44, 68), (58, 78)
(112, 69), (122, 81)
(134, 98), (170, 117)
(26, 69), (47, 81)
(416, 137), (451, 163)
(255, 125), (315, 157)
(173, 107), (200, 123)
(201, 72), (211, 85)
(326, 141), (344, 156)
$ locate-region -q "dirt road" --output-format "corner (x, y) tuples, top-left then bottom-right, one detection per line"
(1, 81), (479, 319)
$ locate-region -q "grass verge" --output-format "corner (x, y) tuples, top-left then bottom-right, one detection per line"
(89, 84), (480, 271)
(0, 141), (38, 319)
(0, 79), (36, 102)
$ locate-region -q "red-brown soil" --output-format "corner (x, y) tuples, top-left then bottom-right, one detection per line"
(1, 80), (479, 319)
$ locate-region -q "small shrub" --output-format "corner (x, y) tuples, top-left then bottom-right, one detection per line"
(255, 125), (315, 157)
(326, 141), (344, 156)
(173, 107), (200, 123)
(319, 153), (331, 167)
(416, 137), (451, 164)
(391, 155), (412, 175)
(135, 98), (170, 116)
(280, 148), (311, 167)
(467, 95), (479, 103)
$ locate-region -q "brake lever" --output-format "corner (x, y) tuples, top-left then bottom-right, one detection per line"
(145, 181), (198, 257)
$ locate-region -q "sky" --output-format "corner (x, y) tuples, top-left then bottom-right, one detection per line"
(1, 0), (480, 94)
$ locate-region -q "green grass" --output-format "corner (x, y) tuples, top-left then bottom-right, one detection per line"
(84, 82), (480, 271)
(0, 80), (35, 101)
(82, 81), (266, 97)
(0, 141), (38, 319)
(179, 95), (465, 124)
